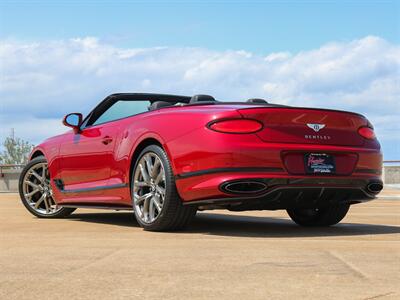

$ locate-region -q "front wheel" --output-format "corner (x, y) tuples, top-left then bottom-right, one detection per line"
(287, 204), (350, 227)
(132, 145), (196, 231)
(19, 157), (75, 218)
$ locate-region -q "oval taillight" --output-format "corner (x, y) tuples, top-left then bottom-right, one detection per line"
(208, 119), (263, 134)
(358, 126), (376, 139)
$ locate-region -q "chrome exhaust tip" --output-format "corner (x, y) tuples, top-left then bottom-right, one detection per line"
(366, 182), (383, 194)
(221, 180), (267, 195)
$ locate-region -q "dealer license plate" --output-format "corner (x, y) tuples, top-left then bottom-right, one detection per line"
(304, 153), (336, 174)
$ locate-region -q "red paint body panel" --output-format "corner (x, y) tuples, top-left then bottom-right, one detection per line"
(30, 102), (382, 208)
(239, 107), (368, 146)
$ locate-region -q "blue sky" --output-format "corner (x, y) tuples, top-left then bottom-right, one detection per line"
(0, 0), (399, 159)
(1, 1), (399, 52)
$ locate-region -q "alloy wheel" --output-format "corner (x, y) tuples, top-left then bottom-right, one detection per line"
(22, 162), (61, 215)
(133, 152), (166, 224)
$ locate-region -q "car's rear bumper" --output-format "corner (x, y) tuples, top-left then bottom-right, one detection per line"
(176, 171), (382, 209)
(169, 129), (382, 208)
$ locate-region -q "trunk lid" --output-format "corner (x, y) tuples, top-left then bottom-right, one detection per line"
(238, 107), (367, 146)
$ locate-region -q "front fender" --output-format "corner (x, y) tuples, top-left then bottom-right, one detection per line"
(29, 146), (47, 160)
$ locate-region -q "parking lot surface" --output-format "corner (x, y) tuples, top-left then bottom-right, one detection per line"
(0, 193), (399, 300)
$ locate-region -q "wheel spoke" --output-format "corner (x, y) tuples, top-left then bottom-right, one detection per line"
(24, 180), (39, 189)
(151, 158), (161, 179)
(24, 189), (39, 198)
(41, 165), (47, 183)
(139, 163), (150, 182)
(156, 185), (165, 196)
(134, 192), (153, 205)
(149, 197), (155, 221)
(43, 195), (50, 212)
(154, 170), (164, 185)
(34, 194), (45, 209)
(30, 170), (43, 182)
(135, 180), (150, 187)
(152, 194), (162, 212)
(47, 196), (55, 206)
(143, 195), (151, 222)
(144, 155), (153, 177)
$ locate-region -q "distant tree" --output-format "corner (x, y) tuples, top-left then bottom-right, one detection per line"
(0, 136), (34, 165)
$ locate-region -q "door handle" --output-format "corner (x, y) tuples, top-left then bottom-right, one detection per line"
(102, 136), (113, 145)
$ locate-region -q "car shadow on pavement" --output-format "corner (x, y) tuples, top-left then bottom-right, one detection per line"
(68, 212), (139, 228)
(68, 211), (400, 238)
(188, 213), (400, 238)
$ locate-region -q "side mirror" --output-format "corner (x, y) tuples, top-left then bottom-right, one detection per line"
(63, 113), (83, 133)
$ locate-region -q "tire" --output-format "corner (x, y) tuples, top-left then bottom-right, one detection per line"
(286, 204), (350, 227)
(131, 145), (196, 231)
(19, 156), (76, 218)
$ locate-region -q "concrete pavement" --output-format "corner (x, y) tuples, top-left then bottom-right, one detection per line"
(0, 193), (399, 300)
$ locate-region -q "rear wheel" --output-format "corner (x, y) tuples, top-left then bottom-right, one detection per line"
(19, 157), (75, 218)
(132, 145), (196, 231)
(287, 204), (350, 227)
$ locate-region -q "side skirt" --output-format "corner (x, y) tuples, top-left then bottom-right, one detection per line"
(54, 179), (128, 194)
(53, 180), (132, 210)
(59, 203), (133, 210)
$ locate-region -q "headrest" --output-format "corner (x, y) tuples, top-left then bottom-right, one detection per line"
(189, 94), (216, 103)
(148, 101), (173, 111)
(247, 98), (268, 104)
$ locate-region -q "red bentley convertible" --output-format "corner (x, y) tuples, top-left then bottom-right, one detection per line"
(19, 93), (383, 231)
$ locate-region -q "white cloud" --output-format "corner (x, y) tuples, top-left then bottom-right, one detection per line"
(264, 52), (291, 62)
(0, 36), (399, 157)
